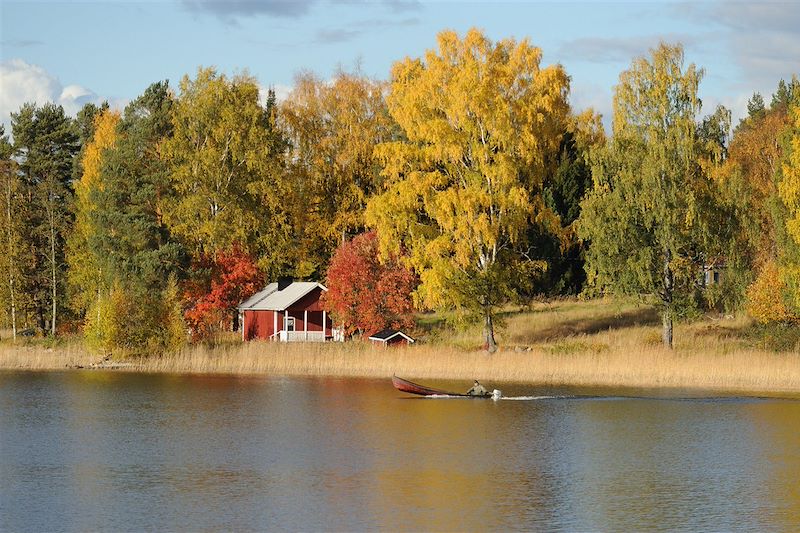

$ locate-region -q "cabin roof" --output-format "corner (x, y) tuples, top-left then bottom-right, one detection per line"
(368, 329), (415, 343)
(238, 281), (327, 311)
(238, 282), (278, 309)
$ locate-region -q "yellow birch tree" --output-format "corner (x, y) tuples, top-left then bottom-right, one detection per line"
(66, 109), (120, 315)
(366, 29), (569, 351)
(280, 69), (396, 277)
(162, 67), (287, 265)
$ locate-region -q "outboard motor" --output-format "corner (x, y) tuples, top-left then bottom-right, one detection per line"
(491, 389), (502, 400)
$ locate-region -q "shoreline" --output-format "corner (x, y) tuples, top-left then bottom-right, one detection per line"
(2, 341), (799, 399)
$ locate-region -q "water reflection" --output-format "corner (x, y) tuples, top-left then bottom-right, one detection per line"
(1, 371), (798, 532)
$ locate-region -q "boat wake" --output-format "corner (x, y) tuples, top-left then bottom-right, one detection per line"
(424, 391), (572, 401)
(499, 395), (568, 401)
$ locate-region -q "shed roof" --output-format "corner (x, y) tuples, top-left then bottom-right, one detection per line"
(368, 329), (415, 343)
(238, 281), (327, 311)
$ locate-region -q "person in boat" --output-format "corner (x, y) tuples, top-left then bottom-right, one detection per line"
(466, 380), (488, 396)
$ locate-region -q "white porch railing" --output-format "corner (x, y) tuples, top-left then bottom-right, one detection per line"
(278, 330), (326, 342)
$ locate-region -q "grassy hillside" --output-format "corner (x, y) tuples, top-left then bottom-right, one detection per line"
(418, 298), (796, 354)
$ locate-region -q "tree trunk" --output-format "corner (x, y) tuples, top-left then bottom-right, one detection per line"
(50, 225), (58, 337)
(662, 311), (673, 349)
(4, 173), (16, 340)
(232, 308), (239, 332)
(662, 247), (674, 349)
(50, 212), (57, 337)
(37, 307), (46, 333)
(42, 176), (60, 338)
(484, 311), (497, 353)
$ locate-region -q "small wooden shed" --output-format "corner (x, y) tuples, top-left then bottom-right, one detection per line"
(368, 329), (416, 347)
(238, 281), (333, 342)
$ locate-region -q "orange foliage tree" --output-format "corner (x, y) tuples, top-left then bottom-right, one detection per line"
(322, 231), (416, 337)
(184, 246), (264, 339)
(745, 261), (798, 324)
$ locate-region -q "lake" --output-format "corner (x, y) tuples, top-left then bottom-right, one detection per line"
(1, 371), (799, 532)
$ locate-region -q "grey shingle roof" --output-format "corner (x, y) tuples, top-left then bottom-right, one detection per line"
(238, 282), (327, 311)
(238, 282), (278, 309)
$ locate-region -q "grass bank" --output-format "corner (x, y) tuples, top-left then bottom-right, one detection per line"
(2, 298), (800, 396)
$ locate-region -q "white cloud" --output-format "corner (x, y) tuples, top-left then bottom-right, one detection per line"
(181, 0), (422, 23)
(0, 58), (108, 131)
(559, 34), (697, 63)
(700, 91), (751, 130)
(677, 1), (800, 91)
(1, 59), (61, 118)
(570, 82), (613, 133)
(181, 0), (319, 22)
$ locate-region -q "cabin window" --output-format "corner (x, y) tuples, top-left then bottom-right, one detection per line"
(285, 316), (295, 332)
(713, 271), (720, 284)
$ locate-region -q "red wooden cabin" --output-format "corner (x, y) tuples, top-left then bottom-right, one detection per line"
(238, 281), (335, 342)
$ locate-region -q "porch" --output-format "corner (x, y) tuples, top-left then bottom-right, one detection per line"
(278, 330), (326, 342)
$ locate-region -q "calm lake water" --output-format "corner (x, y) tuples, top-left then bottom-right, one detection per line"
(1, 371), (799, 532)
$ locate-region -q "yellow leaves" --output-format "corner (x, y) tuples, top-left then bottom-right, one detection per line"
(746, 261), (799, 324)
(779, 104), (800, 244)
(612, 42), (702, 145)
(162, 67), (274, 255)
(570, 109), (606, 153)
(68, 109), (121, 314)
(76, 110), (120, 205)
(280, 69), (392, 265)
(368, 28), (569, 312)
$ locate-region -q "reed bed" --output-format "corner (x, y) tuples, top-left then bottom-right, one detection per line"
(130, 333), (800, 396)
(2, 299), (800, 396)
(0, 340), (94, 370)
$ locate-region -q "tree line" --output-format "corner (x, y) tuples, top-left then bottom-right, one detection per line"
(1, 29), (798, 354)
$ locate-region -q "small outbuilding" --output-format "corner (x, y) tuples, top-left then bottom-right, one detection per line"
(238, 280), (335, 342)
(368, 329), (416, 347)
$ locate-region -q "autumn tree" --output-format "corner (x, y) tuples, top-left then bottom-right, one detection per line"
(775, 88), (800, 315)
(578, 43), (718, 348)
(72, 101), (110, 182)
(714, 78), (800, 322)
(777, 91), (800, 246)
(745, 261), (797, 324)
(280, 69), (397, 277)
(322, 231), (416, 337)
(366, 29), (569, 352)
(162, 67), (289, 276)
(183, 246), (264, 339)
(71, 82), (187, 355)
(67, 109), (121, 317)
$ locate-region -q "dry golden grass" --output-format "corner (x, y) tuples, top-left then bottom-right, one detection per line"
(0, 338), (94, 370)
(2, 299), (800, 396)
(130, 327), (800, 396)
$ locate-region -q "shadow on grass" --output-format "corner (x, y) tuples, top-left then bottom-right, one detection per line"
(511, 307), (661, 343)
(691, 322), (749, 340)
(736, 323), (800, 352)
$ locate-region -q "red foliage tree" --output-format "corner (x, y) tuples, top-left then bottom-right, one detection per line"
(184, 246), (264, 339)
(323, 231), (416, 337)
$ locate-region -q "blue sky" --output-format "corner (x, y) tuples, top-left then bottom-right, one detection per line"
(1, 0), (799, 132)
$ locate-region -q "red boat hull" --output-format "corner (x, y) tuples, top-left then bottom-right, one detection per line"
(392, 375), (489, 397)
